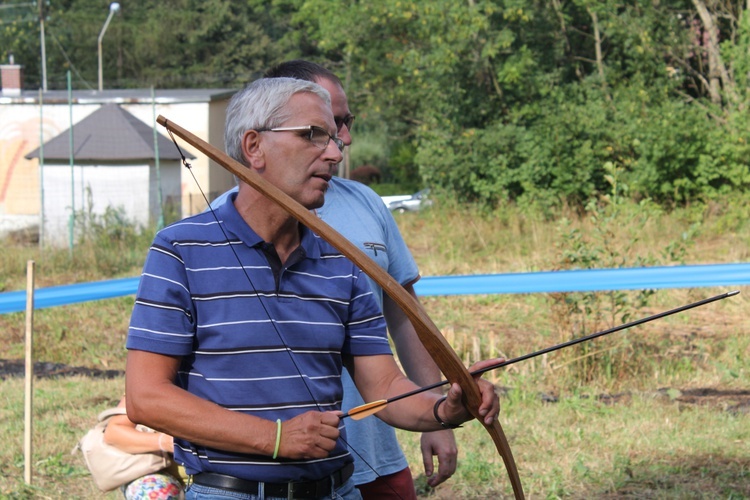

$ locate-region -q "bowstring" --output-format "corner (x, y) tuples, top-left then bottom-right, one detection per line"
(167, 131), (406, 500)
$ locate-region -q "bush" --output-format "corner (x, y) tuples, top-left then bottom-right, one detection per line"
(417, 79), (750, 211)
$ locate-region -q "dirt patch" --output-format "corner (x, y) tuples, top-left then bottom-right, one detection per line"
(542, 387), (750, 414)
(660, 386), (750, 415)
(0, 358), (123, 380)
(577, 387), (750, 414)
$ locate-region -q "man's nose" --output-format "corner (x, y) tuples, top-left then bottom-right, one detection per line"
(338, 124), (352, 147)
(324, 140), (343, 163)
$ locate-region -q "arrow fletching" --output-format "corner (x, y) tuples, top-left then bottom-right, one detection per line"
(341, 399), (388, 420)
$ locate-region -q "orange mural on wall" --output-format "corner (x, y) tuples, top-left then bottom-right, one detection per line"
(1, 139), (28, 204)
(0, 116), (60, 214)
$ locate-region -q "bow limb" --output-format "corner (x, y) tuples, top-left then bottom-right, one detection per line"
(157, 116), (525, 499)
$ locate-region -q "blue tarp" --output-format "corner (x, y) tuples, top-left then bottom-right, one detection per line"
(413, 263), (750, 296)
(0, 263), (748, 315)
(0, 277), (140, 315)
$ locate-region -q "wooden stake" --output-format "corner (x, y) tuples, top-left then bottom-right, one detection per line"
(24, 260), (35, 484)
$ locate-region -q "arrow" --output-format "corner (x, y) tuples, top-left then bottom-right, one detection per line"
(341, 290), (739, 419)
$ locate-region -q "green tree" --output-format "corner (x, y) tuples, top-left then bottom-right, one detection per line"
(4, 0), (748, 206)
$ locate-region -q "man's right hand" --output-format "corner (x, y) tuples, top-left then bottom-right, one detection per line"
(277, 411), (341, 459)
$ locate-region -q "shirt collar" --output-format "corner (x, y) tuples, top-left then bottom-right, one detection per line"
(215, 190), (321, 260)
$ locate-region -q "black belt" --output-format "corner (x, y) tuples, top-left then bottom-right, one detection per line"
(191, 462), (354, 499)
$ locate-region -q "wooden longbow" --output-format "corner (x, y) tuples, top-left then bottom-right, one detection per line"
(157, 116), (525, 499)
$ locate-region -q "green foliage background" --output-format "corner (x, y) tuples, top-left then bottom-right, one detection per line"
(3, 0), (749, 206)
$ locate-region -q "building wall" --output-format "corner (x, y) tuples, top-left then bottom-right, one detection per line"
(43, 163), (150, 245)
(0, 97), (229, 220)
(149, 160), (182, 222)
(41, 161), (182, 245)
(0, 103), (99, 215)
(207, 98), (236, 204)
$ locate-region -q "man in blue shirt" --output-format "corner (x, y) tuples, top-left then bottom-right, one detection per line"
(210, 60), (458, 499)
(126, 77), (500, 500)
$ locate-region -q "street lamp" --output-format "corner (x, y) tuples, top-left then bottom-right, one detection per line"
(97, 2), (120, 92)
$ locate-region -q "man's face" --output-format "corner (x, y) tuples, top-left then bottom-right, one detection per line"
(256, 92), (342, 209)
(315, 77), (353, 147)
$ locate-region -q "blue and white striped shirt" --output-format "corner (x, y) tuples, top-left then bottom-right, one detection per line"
(127, 196), (391, 482)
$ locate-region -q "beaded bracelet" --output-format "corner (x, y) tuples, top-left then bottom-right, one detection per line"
(433, 396), (462, 429)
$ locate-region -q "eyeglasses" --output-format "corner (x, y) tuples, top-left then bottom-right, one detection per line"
(257, 125), (344, 152)
(335, 114), (355, 132)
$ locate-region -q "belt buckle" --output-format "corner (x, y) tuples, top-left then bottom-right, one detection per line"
(287, 481), (296, 500)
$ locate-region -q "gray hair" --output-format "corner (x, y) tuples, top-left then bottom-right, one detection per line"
(224, 77), (331, 164)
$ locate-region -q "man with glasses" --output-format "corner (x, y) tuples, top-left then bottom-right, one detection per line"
(126, 77), (499, 500)
(255, 125), (344, 151)
(210, 61), (458, 499)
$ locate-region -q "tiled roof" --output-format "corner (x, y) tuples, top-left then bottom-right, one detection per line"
(25, 103), (195, 161)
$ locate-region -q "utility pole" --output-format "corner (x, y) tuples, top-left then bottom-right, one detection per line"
(38, 0), (46, 91)
(97, 2), (120, 92)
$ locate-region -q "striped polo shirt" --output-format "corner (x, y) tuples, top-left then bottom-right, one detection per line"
(126, 197), (392, 482)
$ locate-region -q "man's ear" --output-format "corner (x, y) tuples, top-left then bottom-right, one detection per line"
(241, 129), (265, 169)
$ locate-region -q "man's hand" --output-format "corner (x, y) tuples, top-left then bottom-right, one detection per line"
(439, 358), (503, 426)
(421, 430), (457, 487)
(278, 411), (341, 459)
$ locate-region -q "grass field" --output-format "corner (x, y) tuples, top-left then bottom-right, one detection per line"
(0, 200), (748, 498)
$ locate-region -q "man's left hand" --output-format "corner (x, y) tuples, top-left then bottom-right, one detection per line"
(440, 358), (502, 426)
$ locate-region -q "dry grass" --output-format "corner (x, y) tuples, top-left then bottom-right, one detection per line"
(0, 376), (124, 498)
(402, 288), (749, 498)
(396, 202), (749, 497)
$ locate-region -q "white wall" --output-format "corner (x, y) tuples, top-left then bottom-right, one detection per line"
(42, 163), (153, 245)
